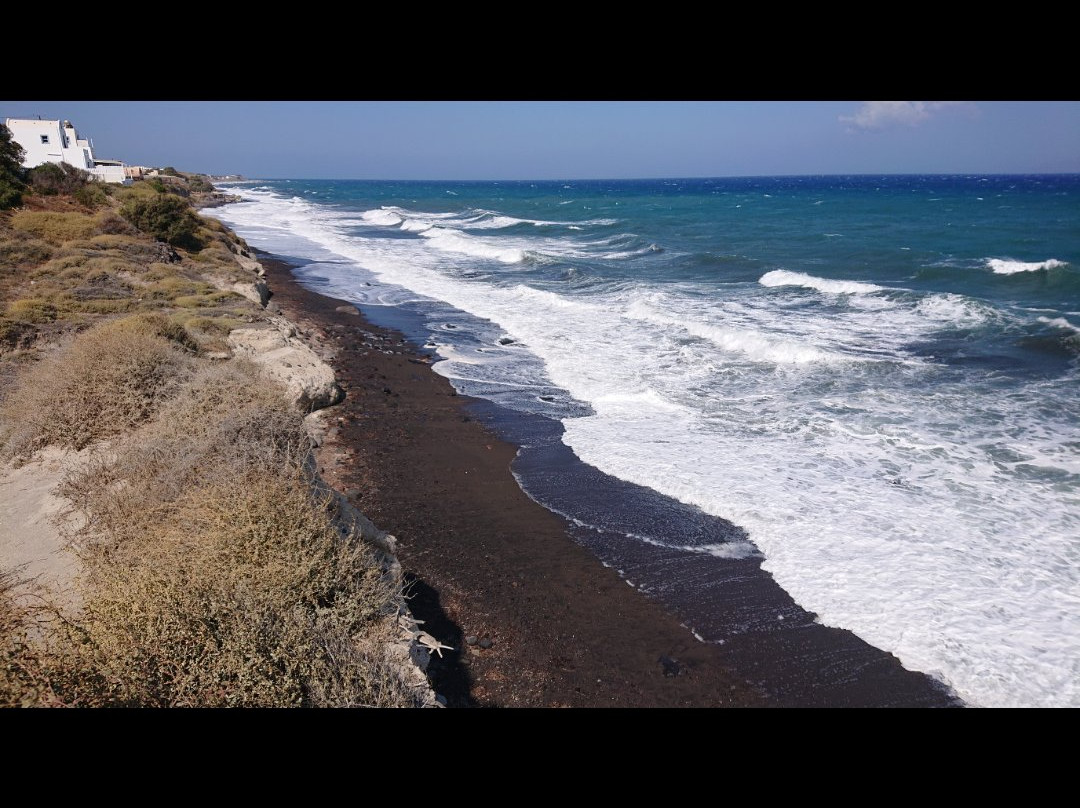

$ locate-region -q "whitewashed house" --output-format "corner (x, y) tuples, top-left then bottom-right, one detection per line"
(4, 117), (131, 184)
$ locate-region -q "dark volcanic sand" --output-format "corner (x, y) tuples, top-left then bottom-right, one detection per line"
(257, 252), (961, 708)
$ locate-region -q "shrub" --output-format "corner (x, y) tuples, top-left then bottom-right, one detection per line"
(0, 570), (56, 707)
(0, 123), (26, 210)
(28, 162), (91, 196)
(145, 275), (211, 301)
(92, 214), (138, 237)
(0, 318), (34, 353)
(119, 194), (203, 251)
(73, 182), (108, 209)
(174, 292), (234, 308)
(57, 469), (411, 707)
(9, 211), (99, 244)
(51, 361), (419, 707)
(186, 175), (215, 193)
(6, 298), (58, 323)
(0, 233), (54, 270)
(179, 315), (242, 336)
(0, 313), (195, 458)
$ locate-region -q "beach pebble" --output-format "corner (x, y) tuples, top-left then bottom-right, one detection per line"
(465, 635), (478, 646)
(335, 305), (359, 315)
(479, 637), (493, 649)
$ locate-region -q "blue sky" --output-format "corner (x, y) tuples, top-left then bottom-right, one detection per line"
(2, 101), (1078, 180)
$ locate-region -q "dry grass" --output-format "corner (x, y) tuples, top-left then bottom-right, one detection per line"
(0, 313), (195, 459)
(5, 298), (58, 323)
(0, 232), (54, 272)
(8, 211), (103, 244)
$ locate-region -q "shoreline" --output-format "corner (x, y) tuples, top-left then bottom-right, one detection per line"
(257, 249), (962, 707)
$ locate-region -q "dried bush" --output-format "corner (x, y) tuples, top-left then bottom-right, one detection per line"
(0, 313), (195, 459)
(0, 569), (65, 707)
(5, 298), (58, 323)
(92, 214), (138, 237)
(9, 211), (100, 244)
(62, 360), (310, 546)
(51, 360), (418, 707)
(0, 232), (54, 270)
(56, 469), (408, 707)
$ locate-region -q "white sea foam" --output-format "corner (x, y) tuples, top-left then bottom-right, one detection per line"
(625, 298), (841, 365)
(597, 246), (664, 260)
(914, 293), (992, 326)
(987, 258), (1067, 274)
(1037, 315), (1080, 335)
(635, 534), (762, 560)
(759, 269), (885, 294)
(419, 228), (526, 263)
(361, 209), (403, 226)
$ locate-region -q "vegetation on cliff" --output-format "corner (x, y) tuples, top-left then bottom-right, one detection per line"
(0, 168), (421, 706)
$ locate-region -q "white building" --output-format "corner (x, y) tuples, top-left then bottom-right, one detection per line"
(4, 117), (131, 184)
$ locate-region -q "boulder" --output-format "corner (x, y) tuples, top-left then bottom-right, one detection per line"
(228, 325), (343, 412)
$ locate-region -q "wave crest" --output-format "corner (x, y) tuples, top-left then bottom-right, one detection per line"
(759, 269), (885, 294)
(988, 258), (1067, 275)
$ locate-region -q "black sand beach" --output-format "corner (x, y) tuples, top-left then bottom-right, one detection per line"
(259, 251), (962, 708)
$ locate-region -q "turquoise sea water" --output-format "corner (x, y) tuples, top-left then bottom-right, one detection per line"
(207, 175), (1080, 707)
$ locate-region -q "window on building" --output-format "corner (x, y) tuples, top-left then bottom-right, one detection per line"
(40, 135), (49, 144)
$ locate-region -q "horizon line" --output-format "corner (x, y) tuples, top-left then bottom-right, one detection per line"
(217, 171), (1080, 183)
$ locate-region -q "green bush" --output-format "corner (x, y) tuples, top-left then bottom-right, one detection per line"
(73, 182), (108, 209)
(28, 162), (91, 196)
(0, 123), (26, 210)
(186, 175), (215, 193)
(120, 194), (203, 251)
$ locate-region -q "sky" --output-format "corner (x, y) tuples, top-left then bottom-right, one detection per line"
(2, 101), (1078, 180)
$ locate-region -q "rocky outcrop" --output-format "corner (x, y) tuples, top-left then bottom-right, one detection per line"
(205, 253), (270, 309)
(191, 191), (243, 209)
(227, 318), (344, 412)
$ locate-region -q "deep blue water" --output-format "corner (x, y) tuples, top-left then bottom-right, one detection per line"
(207, 175), (1080, 707)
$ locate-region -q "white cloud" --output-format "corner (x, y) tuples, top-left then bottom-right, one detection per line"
(841, 101), (970, 131)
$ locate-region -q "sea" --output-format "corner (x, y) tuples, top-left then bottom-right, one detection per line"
(205, 175), (1080, 708)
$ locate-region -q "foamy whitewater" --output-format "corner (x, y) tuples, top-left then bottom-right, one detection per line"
(206, 175), (1080, 708)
